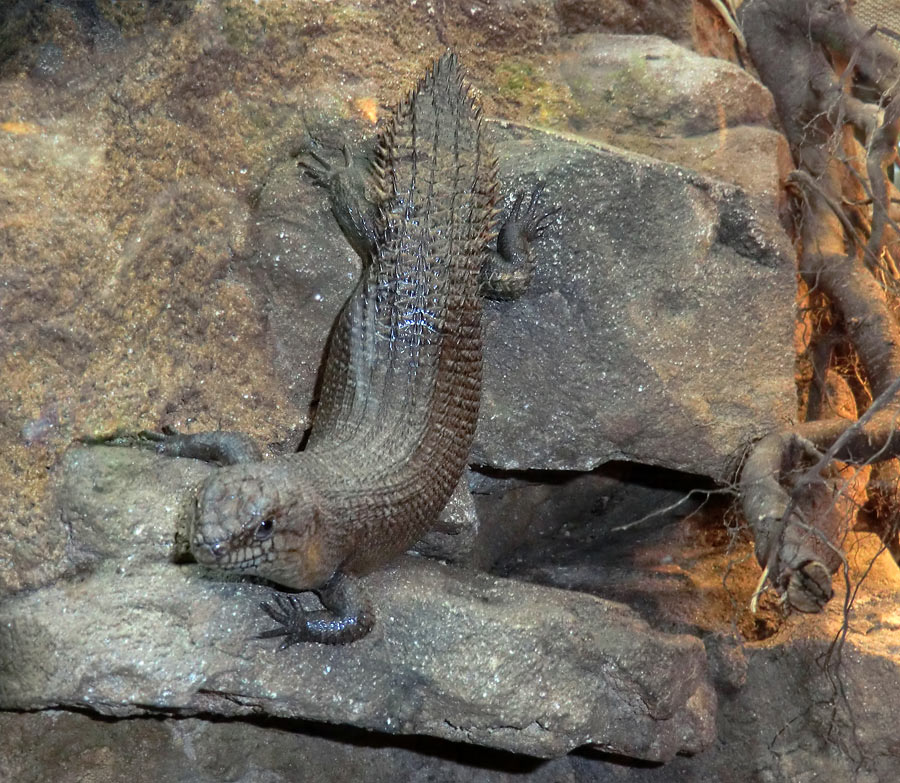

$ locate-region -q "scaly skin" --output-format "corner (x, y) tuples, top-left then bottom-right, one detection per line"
(96, 53), (554, 645)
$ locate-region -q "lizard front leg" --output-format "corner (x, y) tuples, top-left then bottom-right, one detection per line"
(83, 428), (263, 466)
(480, 182), (558, 301)
(257, 572), (375, 646)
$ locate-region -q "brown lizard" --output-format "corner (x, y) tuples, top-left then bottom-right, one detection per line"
(97, 53), (555, 645)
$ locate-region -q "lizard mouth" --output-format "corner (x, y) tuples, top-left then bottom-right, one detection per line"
(190, 539), (221, 565)
(191, 535), (274, 575)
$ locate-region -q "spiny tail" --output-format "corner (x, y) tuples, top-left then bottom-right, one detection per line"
(369, 52), (500, 358)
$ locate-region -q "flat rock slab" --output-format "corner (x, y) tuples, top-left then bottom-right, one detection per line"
(0, 447), (714, 761)
(4, 617), (900, 782)
(252, 123), (796, 480)
(478, 126), (795, 477)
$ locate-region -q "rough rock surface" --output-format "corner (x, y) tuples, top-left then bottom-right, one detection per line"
(4, 465), (900, 782)
(0, 447), (714, 762)
(558, 33), (791, 206)
(4, 619), (899, 783)
(256, 123), (796, 479)
(0, 2), (862, 781)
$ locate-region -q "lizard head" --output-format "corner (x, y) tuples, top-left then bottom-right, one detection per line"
(189, 461), (335, 590)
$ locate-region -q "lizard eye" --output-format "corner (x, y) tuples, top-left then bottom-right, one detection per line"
(255, 517), (276, 541)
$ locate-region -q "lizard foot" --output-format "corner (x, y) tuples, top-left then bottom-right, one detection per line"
(257, 575), (375, 647)
(482, 181), (558, 301)
(80, 428), (171, 450)
(501, 181), (560, 244)
(298, 140), (379, 261)
(298, 142), (353, 189)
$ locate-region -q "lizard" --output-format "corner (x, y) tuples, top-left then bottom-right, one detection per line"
(97, 52), (555, 646)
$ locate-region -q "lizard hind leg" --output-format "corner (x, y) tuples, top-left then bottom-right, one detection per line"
(257, 572), (375, 647)
(480, 181), (559, 301)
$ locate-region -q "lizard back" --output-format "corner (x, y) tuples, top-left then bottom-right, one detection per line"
(182, 52), (546, 642)
(307, 53), (499, 572)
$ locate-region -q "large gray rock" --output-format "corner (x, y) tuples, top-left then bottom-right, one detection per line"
(479, 126), (795, 477)
(5, 618), (900, 782)
(0, 446), (714, 762)
(249, 124), (795, 480)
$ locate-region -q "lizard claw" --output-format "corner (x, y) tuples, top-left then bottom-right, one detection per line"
(257, 594), (312, 648)
(506, 181), (559, 242)
(79, 428), (170, 451)
(259, 593), (297, 625)
(255, 577), (374, 647)
(82, 427), (261, 466)
(298, 141), (353, 189)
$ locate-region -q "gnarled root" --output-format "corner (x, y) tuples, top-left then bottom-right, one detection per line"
(737, 0), (900, 612)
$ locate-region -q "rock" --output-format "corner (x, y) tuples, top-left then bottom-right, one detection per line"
(558, 33), (791, 203)
(442, 0), (561, 51)
(28, 43), (64, 80)
(556, 0), (693, 42)
(4, 537), (900, 781)
(55, 446), (210, 571)
(239, 150), (363, 411)
(411, 472), (482, 565)
(252, 123), (796, 480)
(562, 34), (776, 139)
(710, 612), (900, 783)
(475, 126), (795, 479)
(0, 561), (715, 760)
(0, 446), (714, 762)
(1, 711), (592, 783)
